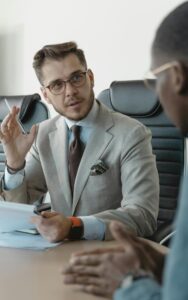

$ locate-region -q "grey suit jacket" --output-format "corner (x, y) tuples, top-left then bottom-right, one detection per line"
(0, 101), (159, 239)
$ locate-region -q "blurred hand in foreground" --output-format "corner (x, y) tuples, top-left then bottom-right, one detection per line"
(62, 221), (166, 298)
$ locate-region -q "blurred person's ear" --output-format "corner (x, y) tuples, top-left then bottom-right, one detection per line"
(170, 62), (188, 95)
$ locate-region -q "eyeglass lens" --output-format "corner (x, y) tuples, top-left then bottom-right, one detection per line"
(49, 72), (87, 95)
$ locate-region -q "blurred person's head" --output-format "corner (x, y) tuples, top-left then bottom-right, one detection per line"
(33, 42), (94, 121)
(149, 2), (188, 135)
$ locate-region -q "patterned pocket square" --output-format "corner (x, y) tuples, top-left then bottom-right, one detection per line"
(90, 160), (109, 176)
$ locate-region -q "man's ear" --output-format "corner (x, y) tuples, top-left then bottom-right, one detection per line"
(171, 63), (188, 95)
(40, 87), (51, 104)
(87, 69), (95, 87)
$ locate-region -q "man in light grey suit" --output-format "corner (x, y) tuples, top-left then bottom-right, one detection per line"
(62, 2), (188, 300)
(0, 42), (159, 242)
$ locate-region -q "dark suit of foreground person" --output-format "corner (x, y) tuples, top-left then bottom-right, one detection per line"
(63, 2), (188, 299)
(0, 42), (159, 242)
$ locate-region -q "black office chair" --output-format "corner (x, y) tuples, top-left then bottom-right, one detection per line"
(98, 80), (186, 245)
(0, 93), (49, 177)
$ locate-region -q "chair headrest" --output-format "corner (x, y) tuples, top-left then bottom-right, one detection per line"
(0, 93), (41, 122)
(109, 81), (160, 117)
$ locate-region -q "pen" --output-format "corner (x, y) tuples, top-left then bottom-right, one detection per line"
(33, 203), (51, 215)
(4, 98), (27, 134)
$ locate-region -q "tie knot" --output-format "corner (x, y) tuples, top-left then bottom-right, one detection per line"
(71, 125), (81, 138)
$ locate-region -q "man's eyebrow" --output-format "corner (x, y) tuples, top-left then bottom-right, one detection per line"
(47, 69), (85, 86)
(69, 69), (85, 76)
(47, 78), (62, 86)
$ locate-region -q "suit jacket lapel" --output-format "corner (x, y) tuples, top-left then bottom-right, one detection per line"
(49, 117), (72, 210)
(72, 102), (114, 214)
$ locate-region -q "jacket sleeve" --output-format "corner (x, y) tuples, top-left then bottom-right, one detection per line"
(114, 278), (161, 300)
(161, 174), (188, 300)
(94, 124), (159, 239)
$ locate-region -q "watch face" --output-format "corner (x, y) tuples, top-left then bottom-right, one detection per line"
(69, 225), (83, 240)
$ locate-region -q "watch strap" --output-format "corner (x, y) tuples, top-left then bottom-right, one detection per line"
(68, 217), (84, 240)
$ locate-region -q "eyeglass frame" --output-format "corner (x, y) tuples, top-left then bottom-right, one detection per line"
(144, 61), (180, 90)
(43, 70), (88, 95)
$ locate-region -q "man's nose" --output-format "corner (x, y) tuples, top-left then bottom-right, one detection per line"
(65, 81), (77, 96)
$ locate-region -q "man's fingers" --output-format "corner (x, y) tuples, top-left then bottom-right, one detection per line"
(29, 124), (37, 137)
(1, 114), (12, 133)
(63, 276), (112, 297)
(31, 212), (58, 223)
(30, 215), (51, 228)
(64, 273), (105, 287)
(63, 264), (100, 276)
(30, 215), (38, 224)
(30, 215), (54, 240)
(31, 214), (54, 226)
(0, 129), (5, 140)
(30, 215), (42, 224)
(41, 211), (59, 218)
(69, 254), (101, 266)
(1, 107), (21, 135)
(25, 124), (37, 144)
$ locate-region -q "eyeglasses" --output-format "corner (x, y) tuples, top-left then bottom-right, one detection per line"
(44, 71), (88, 95)
(144, 61), (179, 91)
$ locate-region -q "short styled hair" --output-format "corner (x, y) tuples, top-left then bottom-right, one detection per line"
(33, 41), (87, 84)
(152, 1), (188, 63)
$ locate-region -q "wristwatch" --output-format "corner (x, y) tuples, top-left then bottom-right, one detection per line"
(68, 217), (84, 240)
(121, 270), (154, 289)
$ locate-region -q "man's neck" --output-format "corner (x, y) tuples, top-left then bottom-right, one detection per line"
(65, 99), (99, 129)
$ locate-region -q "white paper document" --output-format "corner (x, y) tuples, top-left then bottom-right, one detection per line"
(0, 231), (61, 250)
(0, 202), (61, 250)
(0, 201), (35, 232)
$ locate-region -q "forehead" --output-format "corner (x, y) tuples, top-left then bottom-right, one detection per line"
(41, 53), (84, 84)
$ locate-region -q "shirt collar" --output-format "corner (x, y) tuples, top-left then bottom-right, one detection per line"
(65, 99), (99, 129)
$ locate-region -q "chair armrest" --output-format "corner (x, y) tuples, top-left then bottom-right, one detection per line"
(149, 221), (175, 246)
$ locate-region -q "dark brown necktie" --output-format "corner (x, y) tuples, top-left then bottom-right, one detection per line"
(68, 125), (84, 192)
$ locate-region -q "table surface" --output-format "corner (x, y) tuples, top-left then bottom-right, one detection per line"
(0, 239), (167, 300)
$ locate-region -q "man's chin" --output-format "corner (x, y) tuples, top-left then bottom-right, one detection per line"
(61, 108), (87, 121)
(66, 113), (87, 121)
(66, 104), (93, 121)
(54, 108), (87, 120)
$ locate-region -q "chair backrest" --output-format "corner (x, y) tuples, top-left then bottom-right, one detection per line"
(0, 93), (49, 177)
(97, 80), (187, 237)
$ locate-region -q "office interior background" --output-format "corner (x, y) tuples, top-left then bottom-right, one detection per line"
(0, 0), (182, 115)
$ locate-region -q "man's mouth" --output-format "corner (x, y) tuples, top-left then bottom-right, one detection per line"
(68, 101), (82, 107)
